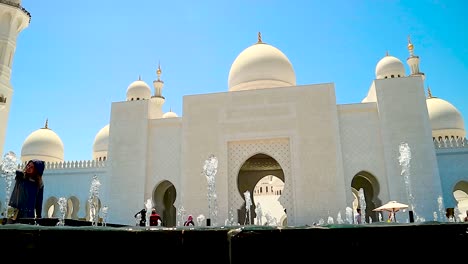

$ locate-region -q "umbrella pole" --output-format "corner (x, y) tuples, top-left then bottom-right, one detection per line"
(393, 209), (396, 223)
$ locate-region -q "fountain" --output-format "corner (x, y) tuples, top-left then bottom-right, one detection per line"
(336, 211), (344, 224)
(101, 205), (108, 226)
(1, 151), (18, 219)
(243, 190), (252, 225)
(454, 206), (461, 222)
(225, 207), (237, 226)
(358, 188), (366, 224)
(88, 174), (101, 226)
(203, 154), (218, 226)
(196, 214), (205, 226)
(264, 212), (277, 226)
(437, 195), (445, 222)
(398, 142), (416, 222)
(57, 197), (67, 226)
(144, 198), (152, 227)
(255, 202), (263, 225)
(345, 207), (353, 224)
(177, 205), (186, 227)
(0, 151), (18, 218)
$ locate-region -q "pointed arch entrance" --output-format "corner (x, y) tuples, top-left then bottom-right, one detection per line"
(228, 138), (293, 226)
(453, 181), (468, 221)
(237, 154), (286, 225)
(152, 180), (176, 227)
(351, 171), (381, 223)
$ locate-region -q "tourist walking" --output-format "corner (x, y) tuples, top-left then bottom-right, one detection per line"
(8, 159), (46, 221)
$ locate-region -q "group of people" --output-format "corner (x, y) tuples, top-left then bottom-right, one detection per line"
(134, 208), (162, 226)
(134, 208), (195, 227)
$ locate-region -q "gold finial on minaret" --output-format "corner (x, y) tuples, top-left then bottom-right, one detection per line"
(157, 61), (162, 81)
(44, 118), (48, 129)
(407, 35), (415, 57)
(427, 86), (433, 98)
(407, 35), (414, 51)
(257, 32), (262, 43)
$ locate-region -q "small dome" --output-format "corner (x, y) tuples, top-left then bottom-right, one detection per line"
(426, 96), (465, 139)
(228, 34), (296, 91)
(93, 124), (109, 161)
(126, 78), (151, 101)
(21, 125), (64, 163)
(162, 111), (178, 118)
(375, 55), (405, 79)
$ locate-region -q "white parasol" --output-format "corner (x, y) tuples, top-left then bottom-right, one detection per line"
(373, 200), (408, 222)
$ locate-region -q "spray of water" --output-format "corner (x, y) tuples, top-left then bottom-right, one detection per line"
(255, 202), (263, 225)
(1, 151), (18, 218)
(88, 175), (101, 226)
(437, 195), (445, 222)
(358, 188), (366, 224)
(398, 143), (415, 212)
(145, 198), (153, 227)
(345, 207), (353, 224)
(101, 205), (108, 226)
(244, 190), (252, 225)
(57, 197), (67, 226)
(203, 155), (218, 226)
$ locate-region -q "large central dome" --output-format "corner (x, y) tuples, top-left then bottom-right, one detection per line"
(228, 33), (296, 92)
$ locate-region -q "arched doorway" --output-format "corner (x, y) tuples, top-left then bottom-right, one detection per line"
(237, 154), (286, 226)
(253, 174), (285, 225)
(453, 181), (468, 221)
(153, 180), (176, 227)
(351, 171), (381, 223)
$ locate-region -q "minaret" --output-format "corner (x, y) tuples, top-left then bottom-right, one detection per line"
(150, 62), (165, 118)
(0, 1), (31, 156)
(406, 35), (425, 80)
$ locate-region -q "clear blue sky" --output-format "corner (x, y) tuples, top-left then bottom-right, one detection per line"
(4, 0), (468, 161)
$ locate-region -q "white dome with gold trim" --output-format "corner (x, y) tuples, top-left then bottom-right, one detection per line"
(375, 54), (405, 79)
(126, 77), (151, 101)
(228, 33), (296, 92)
(21, 120), (64, 163)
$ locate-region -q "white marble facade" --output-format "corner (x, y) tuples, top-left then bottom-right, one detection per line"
(0, 3), (467, 226)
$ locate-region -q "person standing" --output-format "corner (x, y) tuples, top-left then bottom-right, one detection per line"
(184, 214), (195, 226)
(8, 159), (45, 220)
(134, 208), (147, 226)
(464, 210), (468, 222)
(149, 208), (162, 226)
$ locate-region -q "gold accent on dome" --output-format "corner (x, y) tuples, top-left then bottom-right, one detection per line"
(138, 75), (142, 80)
(257, 32), (262, 43)
(43, 118), (49, 129)
(427, 86), (433, 98)
(386, 50), (389, 56)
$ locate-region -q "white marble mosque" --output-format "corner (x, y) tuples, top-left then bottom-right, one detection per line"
(0, 1), (467, 226)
